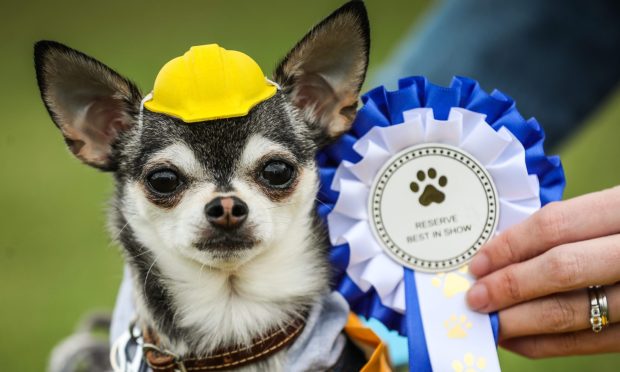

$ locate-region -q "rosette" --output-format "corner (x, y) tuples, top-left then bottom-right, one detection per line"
(317, 76), (565, 371)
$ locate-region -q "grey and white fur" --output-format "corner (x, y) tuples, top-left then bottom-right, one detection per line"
(35, 1), (370, 371)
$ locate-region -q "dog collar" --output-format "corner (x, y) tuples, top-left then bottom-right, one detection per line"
(141, 314), (306, 371)
(141, 44), (280, 123)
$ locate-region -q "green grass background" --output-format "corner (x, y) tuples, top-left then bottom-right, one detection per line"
(1, 0), (619, 370)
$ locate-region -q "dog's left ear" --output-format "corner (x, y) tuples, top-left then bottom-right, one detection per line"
(274, 1), (369, 144)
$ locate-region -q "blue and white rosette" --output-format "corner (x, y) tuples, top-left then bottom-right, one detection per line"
(317, 76), (565, 371)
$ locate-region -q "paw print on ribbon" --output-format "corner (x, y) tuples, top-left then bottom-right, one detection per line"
(409, 168), (448, 206)
(444, 314), (473, 339)
(452, 352), (487, 372)
(431, 266), (472, 298)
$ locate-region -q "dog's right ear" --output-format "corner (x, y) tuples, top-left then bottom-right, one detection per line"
(34, 41), (141, 171)
(274, 1), (370, 145)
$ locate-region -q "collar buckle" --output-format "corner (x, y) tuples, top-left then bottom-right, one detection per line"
(142, 342), (187, 372)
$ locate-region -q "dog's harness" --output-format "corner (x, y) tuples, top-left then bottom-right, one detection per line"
(140, 316), (306, 372)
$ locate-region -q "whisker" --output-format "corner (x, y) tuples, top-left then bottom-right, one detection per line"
(113, 222), (130, 240)
(143, 256), (160, 299)
(314, 198), (332, 210)
(128, 248), (153, 260)
(199, 261), (208, 281)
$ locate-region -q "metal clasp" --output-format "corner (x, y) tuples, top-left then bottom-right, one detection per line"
(142, 343), (188, 372)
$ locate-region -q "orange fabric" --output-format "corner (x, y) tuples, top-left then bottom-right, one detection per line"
(344, 313), (392, 372)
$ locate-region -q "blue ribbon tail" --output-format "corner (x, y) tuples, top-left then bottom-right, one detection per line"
(490, 311), (500, 344)
(404, 268), (432, 372)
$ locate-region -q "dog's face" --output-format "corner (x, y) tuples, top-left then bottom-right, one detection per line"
(35, 1), (369, 270)
(120, 95), (319, 268)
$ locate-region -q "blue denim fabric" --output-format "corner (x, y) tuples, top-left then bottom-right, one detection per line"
(371, 0), (620, 148)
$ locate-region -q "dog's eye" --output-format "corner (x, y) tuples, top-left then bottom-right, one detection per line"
(260, 161), (294, 187)
(147, 169), (181, 194)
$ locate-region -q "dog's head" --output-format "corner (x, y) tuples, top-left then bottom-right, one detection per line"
(35, 2), (369, 271)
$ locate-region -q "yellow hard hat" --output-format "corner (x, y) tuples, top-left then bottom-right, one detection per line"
(143, 44), (278, 123)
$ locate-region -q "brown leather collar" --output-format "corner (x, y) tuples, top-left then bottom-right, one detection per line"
(142, 316), (306, 371)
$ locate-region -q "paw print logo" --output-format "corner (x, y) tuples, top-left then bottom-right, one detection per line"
(431, 266), (472, 298)
(409, 168), (448, 206)
(444, 314), (473, 339)
(452, 352), (487, 372)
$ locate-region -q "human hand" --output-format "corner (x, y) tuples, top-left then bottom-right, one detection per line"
(466, 186), (620, 357)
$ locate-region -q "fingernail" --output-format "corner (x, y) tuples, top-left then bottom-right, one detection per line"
(469, 252), (490, 277)
(467, 283), (489, 311)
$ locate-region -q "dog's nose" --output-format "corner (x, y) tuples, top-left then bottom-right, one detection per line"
(205, 196), (248, 229)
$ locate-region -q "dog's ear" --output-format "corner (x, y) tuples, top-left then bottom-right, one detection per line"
(34, 41), (141, 171)
(274, 1), (369, 144)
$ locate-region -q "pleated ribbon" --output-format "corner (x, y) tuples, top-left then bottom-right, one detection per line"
(317, 76), (565, 371)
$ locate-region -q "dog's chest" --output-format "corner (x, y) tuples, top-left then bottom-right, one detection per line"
(112, 290), (352, 371)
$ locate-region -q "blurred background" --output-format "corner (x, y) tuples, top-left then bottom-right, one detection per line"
(1, 0), (619, 370)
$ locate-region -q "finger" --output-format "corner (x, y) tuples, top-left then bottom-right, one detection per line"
(498, 284), (620, 340)
(469, 186), (620, 277)
(467, 234), (620, 312)
(499, 325), (620, 358)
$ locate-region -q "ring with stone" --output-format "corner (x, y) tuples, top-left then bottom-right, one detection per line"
(595, 286), (609, 327)
(588, 286), (608, 333)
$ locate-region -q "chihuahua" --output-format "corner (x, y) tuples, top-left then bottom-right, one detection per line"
(36, 1), (370, 371)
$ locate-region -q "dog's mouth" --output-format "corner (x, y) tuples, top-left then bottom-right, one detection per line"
(194, 230), (258, 252)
